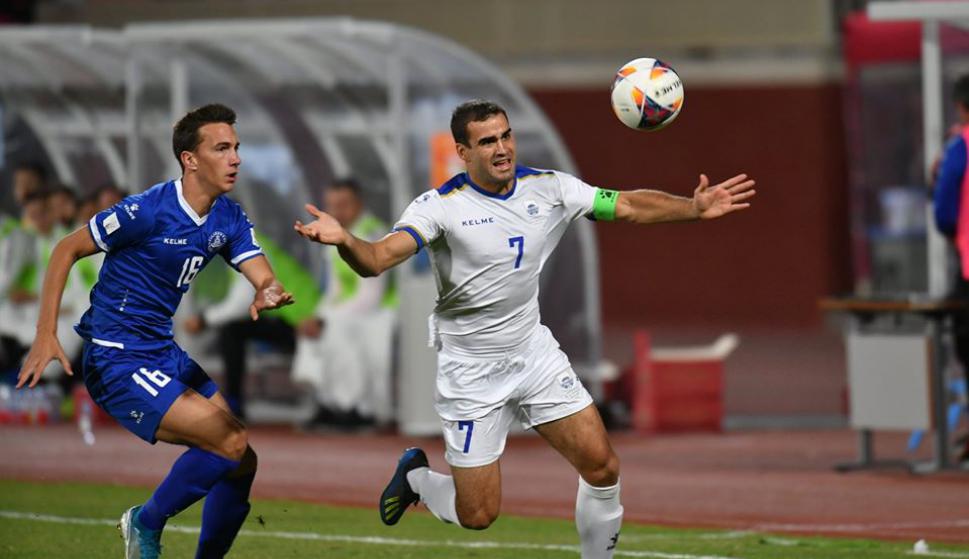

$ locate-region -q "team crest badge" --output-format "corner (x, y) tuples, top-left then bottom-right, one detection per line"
(207, 231), (227, 252)
(524, 200), (540, 217)
(559, 374), (575, 390)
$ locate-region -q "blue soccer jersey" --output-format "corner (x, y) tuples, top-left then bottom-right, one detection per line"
(75, 179), (262, 350)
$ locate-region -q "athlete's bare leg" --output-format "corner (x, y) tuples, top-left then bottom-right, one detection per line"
(450, 460), (502, 529)
(535, 403), (622, 559)
(155, 389), (248, 462)
(534, 404), (619, 485)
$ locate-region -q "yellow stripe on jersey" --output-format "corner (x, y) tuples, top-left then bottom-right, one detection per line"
(439, 183), (468, 198)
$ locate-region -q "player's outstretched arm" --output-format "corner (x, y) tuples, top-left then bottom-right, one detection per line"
(294, 203), (418, 277)
(17, 227), (99, 388)
(615, 173), (755, 224)
(238, 255), (295, 320)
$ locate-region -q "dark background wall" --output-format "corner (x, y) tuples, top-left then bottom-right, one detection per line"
(531, 84), (852, 329)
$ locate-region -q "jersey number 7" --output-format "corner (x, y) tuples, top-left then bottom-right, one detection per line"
(508, 236), (524, 269)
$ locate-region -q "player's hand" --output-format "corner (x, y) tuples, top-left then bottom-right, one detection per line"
(9, 289), (37, 304)
(17, 331), (72, 389)
(183, 314), (205, 334)
(692, 173), (756, 220)
(294, 204), (348, 246)
(249, 279), (294, 320)
(297, 317), (324, 338)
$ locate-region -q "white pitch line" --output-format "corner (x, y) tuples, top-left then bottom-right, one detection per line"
(905, 551), (969, 559)
(621, 531), (754, 543)
(0, 510), (744, 559)
(755, 519), (969, 533)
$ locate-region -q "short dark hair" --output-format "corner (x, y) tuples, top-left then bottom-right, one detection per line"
(21, 189), (50, 206)
(328, 177), (362, 197)
(49, 183), (77, 202)
(172, 103), (237, 170)
(450, 100), (508, 147)
(94, 182), (126, 198)
(13, 161), (47, 182)
(956, 76), (969, 110)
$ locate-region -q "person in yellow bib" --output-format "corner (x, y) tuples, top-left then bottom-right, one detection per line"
(293, 178), (397, 430)
(183, 230), (320, 419)
(0, 190), (88, 377)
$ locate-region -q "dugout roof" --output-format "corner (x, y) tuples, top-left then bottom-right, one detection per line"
(0, 19), (604, 431)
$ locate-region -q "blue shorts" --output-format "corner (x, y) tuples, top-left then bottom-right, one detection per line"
(81, 341), (218, 443)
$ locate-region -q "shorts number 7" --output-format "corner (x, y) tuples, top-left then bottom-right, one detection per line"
(458, 420), (474, 453)
(508, 236), (524, 269)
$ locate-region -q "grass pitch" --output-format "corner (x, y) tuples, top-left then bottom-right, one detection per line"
(1, 479), (966, 559)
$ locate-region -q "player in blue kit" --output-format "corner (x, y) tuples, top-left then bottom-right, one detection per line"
(16, 104), (293, 558)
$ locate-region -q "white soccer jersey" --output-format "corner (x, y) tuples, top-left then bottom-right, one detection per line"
(394, 165), (598, 357)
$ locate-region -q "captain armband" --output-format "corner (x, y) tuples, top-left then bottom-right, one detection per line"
(592, 188), (620, 221)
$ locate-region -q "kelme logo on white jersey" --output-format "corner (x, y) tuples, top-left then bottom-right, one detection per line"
(207, 231), (227, 252)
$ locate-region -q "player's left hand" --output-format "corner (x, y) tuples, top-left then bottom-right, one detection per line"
(692, 173), (756, 219)
(250, 279), (294, 320)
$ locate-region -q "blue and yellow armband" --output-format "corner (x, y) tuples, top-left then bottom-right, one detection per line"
(592, 188), (620, 221)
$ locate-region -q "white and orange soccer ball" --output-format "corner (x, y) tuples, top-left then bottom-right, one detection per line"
(610, 58), (684, 131)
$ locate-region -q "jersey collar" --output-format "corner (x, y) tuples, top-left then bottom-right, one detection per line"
(174, 179), (209, 226)
(465, 173), (516, 201)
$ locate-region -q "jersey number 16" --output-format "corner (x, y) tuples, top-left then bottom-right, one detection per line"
(176, 256), (204, 288)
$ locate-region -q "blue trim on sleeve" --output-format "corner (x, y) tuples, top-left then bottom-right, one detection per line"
(935, 136), (966, 236)
(394, 226), (425, 252)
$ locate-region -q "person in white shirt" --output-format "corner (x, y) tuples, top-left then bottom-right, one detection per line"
(294, 100), (755, 559)
(293, 178), (397, 429)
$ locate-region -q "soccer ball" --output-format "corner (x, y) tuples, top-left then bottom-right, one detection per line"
(610, 58), (684, 131)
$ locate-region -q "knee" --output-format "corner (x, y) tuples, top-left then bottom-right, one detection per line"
(219, 426), (249, 462)
(458, 507), (499, 531)
(240, 445), (258, 473)
(583, 451), (620, 487)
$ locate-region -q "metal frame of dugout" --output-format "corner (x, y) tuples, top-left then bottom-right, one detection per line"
(0, 18), (604, 435)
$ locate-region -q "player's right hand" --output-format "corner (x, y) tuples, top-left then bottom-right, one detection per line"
(16, 332), (72, 389)
(294, 204), (348, 246)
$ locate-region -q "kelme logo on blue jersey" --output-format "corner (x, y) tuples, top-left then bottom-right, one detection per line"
(207, 231), (227, 252)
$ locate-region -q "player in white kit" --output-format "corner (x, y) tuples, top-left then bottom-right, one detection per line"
(294, 100), (755, 558)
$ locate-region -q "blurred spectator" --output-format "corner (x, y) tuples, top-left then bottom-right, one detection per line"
(94, 183), (127, 210)
(76, 193), (100, 225)
(0, 190), (87, 376)
(183, 231), (320, 419)
(0, 165), (45, 372)
(11, 161), (46, 208)
(48, 184), (79, 228)
(933, 73), (969, 461)
(293, 178), (397, 430)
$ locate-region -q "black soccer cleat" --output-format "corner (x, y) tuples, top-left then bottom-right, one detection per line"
(379, 447), (429, 525)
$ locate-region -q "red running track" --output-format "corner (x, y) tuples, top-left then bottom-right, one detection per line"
(2, 424), (969, 543)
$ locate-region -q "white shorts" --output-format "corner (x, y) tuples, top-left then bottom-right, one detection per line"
(435, 325), (594, 468)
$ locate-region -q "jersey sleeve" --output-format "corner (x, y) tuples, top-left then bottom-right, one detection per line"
(393, 190), (447, 252)
(555, 171), (599, 222)
(935, 135), (966, 237)
(221, 205), (264, 270)
(87, 195), (155, 253)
